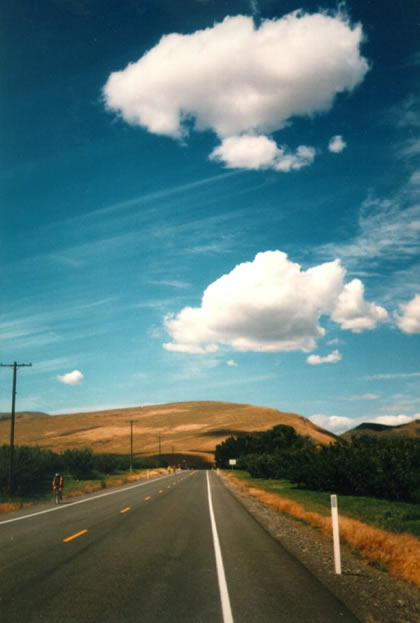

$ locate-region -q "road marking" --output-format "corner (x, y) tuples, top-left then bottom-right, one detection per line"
(0, 472), (179, 525)
(207, 471), (234, 623)
(144, 496), (151, 501)
(120, 506), (131, 514)
(63, 529), (88, 543)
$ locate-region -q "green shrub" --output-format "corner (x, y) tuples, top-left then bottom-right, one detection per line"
(0, 444), (64, 498)
(216, 429), (420, 503)
(63, 449), (94, 479)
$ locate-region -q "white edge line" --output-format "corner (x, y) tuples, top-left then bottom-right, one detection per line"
(207, 470), (234, 623)
(0, 472), (176, 526)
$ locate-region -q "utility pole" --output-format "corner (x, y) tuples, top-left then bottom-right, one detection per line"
(130, 420), (133, 472)
(0, 362), (32, 497)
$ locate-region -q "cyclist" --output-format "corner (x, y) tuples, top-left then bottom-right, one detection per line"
(52, 472), (63, 504)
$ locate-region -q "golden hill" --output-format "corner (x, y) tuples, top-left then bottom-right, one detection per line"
(0, 401), (336, 466)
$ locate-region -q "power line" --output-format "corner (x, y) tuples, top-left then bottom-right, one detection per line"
(130, 420), (133, 472)
(0, 362), (32, 497)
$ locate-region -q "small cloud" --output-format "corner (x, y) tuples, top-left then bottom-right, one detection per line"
(328, 135), (347, 153)
(57, 370), (84, 385)
(148, 279), (191, 289)
(163, 342), (219, 354)
(147, 325), (163, 339)
(227, 360), (238, 367)
(395, 294), (420, 334)
(249, 0), (259, 16)
(364, 371), (420, 380)
(394, 94), (420, 129)
(307, 350), (342, 365)
(327, 338), (340, 345)
(408, 169), (420, 186)
(397, 138), (420, 160)
(209, 135), (315, 172)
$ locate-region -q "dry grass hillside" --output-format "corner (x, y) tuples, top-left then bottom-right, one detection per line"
(0, 401), (335, 465)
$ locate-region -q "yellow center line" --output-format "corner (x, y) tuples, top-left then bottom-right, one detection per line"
(63, 529), (88, 543)
(120, 506), (131, 514)
(144, 496), (151, 501)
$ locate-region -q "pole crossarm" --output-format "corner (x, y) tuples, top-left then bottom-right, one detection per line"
(0, 362), (32, 497)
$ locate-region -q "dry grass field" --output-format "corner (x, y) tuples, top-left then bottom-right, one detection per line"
(0, 401), (335, 465)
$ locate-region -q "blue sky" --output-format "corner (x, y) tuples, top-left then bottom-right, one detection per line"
(1, 0), (419, 433)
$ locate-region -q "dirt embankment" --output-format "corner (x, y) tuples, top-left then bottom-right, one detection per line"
(220, 473), (420, 623)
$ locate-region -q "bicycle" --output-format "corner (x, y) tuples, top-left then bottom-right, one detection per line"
(52, 473), (63, 504)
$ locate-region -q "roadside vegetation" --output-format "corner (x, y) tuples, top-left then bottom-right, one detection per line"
(225, 471), (420, 588)
(0, 444), (167, 510)
(215, 425), (420, 504)
(230, 471), (420, 537)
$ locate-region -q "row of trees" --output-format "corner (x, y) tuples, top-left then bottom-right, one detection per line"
(215, 426), (420, 503)
(0, 445), (163, 499)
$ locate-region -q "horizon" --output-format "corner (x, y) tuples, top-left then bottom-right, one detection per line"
(1, 0), (419, 435)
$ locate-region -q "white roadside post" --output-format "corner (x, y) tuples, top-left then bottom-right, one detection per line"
(331, 494), (342, 575)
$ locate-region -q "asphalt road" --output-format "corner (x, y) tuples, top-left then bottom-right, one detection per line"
(0, 470), (359, 622)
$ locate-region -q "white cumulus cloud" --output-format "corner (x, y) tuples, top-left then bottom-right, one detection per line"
(103, 11), (368, 171)
(310, 414), (355, 434)
(395, 294), (420, 333)
(163, 251), (387, 354)
(57, 370), (84, 386)
(328, 135), (347, 153)
(307, 350), (342, 365)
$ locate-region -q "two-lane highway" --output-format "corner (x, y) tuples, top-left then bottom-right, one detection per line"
(0, 470), (359, 622)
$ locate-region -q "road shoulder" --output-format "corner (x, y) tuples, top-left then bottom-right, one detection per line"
(219, 472), (419, 623)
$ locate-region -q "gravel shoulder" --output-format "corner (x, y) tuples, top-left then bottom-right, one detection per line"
(220, 473), (420, 623)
